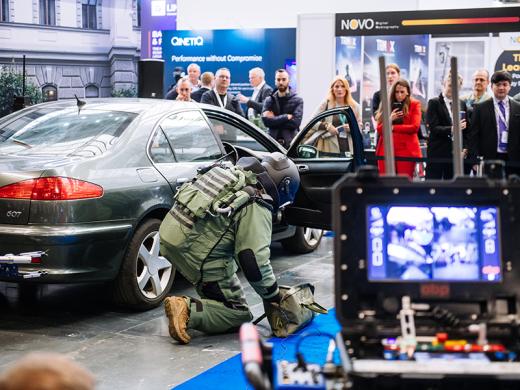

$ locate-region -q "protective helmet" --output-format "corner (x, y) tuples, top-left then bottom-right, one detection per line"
(261, 152), (300, 210)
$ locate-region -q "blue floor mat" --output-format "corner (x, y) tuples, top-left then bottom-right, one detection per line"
(174, 309), (340, 389)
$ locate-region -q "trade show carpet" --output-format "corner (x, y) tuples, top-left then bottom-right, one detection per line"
(174, 309), (340, 389)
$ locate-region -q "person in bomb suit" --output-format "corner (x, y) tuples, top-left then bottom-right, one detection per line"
(160, 153), (300, 344)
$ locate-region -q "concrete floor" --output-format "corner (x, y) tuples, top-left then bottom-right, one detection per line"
(0, 238), (335, 390)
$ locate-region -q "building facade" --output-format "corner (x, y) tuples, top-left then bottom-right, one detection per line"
(0, 0), (141, 100)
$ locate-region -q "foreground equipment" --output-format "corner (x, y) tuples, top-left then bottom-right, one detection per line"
(240, 56), (520, 389)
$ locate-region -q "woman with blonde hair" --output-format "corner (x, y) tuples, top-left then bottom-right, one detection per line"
(304, 76), (362, 155)
(375, 78), (422, 178)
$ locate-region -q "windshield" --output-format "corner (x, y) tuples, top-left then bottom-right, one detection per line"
(0, 107), (137, 157)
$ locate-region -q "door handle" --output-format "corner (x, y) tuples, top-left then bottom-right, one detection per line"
(297, 164), (309, 173)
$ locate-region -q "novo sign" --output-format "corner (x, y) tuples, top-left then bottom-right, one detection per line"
(171, 36), (204, 47)
(341, 18), (375, 31)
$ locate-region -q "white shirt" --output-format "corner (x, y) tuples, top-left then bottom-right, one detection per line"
(442, 93), (453, 122)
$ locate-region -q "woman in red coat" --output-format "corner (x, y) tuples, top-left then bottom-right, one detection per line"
(375, 79), (422, 178)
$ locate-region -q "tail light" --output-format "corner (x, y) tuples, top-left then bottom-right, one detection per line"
(0, 177), (103, 200)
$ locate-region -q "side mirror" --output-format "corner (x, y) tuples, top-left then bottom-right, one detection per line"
(297, 145), (318, 159)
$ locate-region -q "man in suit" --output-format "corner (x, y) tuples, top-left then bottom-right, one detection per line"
(425, 73), (468, 180)
(238, 67), (273, 120)
(201, 68), (244, 117)
(191, 71), (214, 103)
(468, 70), (520, 176)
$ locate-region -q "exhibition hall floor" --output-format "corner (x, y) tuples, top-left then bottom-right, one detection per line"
(0, 238), (334, 390)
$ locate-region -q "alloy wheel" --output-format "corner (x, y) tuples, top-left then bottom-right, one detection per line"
(303, 227), (323, 247)
(136, 231), (173, 299)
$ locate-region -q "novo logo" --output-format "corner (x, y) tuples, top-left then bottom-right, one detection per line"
(341, 18), (375, 31)
(171, 36), (204, 47)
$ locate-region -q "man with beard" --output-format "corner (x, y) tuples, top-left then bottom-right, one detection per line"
(262, 69), (304, 147)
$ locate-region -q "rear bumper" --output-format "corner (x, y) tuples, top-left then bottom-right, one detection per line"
(0, 222), (133, 283)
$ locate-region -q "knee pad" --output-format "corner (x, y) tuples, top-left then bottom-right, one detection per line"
(238, 249), (262, 282)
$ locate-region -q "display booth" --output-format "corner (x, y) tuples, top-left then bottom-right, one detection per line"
(297, 7), (520, 125)
(161, 28), (296, 97)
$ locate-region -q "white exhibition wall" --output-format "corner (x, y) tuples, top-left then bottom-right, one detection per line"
(176, 0), (513, 123)
(176, 0), (503, 30)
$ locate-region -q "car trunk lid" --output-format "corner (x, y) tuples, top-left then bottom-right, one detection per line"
(0, 157), (56, 225)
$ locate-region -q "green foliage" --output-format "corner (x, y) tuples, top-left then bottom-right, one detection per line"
(0, 66), (42, 118)
(111, 86), (137, 97)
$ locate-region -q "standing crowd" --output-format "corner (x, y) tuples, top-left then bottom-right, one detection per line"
(165, 62), (520, 178)
(165, 63), (303, 148)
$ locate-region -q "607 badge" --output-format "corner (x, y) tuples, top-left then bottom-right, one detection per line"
(6, 210), (22, 218)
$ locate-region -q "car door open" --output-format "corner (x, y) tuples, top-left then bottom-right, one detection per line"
(284, 107), (366, 230)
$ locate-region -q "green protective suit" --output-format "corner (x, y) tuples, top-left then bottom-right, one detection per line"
(159, 197), (279, 334)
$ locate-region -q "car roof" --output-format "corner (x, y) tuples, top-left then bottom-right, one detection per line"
(32, 98), (199, 115)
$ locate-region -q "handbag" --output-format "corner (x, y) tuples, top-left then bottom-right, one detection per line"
(254, 283), (328, 338)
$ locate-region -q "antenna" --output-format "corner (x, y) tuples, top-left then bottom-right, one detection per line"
(379, 56), (396, 176)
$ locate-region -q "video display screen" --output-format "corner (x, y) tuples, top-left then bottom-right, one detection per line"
(367, 205), (501, 282)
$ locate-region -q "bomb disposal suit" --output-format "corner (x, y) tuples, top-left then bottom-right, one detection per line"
(159, 153), (300, 344)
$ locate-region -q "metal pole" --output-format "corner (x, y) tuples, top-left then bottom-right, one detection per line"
(379, 56), (396, 176)
(22, 55), (26, 97)
(450, 57), (463, 177)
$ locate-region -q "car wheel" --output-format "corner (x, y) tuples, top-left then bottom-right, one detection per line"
(280, 226), (323, 254)
(112, 218), (175, 310)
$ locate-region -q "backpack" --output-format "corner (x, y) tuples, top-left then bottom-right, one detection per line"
(174, 164), (257, 221)
(254, 283), (328, 338)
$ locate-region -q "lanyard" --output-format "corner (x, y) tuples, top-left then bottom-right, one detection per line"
(495, 100), (509, 129)
(214, 89), (227, 108)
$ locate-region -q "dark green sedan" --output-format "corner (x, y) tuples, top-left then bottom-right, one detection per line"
(0, 98), (361, 309)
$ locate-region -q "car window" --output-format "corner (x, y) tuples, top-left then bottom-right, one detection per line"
(160, 110), (223, 162)
(149, 128), (175, 163)
(0, 108), (136, 157)
(207, 116), (268, 152)
(296, 111), (357, 159)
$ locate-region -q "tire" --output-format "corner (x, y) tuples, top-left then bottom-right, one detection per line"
(112, 218), (175, 310)
(280, 226), (323, 254)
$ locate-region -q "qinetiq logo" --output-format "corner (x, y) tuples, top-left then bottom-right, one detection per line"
(171, 36), (204, 47)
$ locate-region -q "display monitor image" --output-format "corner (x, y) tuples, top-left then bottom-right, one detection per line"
(367, 205), (501, 282)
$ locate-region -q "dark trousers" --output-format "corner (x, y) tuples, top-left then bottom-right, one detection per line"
(426, 161), (453, 180)
(268, 128), (296, 147)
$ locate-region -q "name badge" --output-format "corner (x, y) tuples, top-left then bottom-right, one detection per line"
(501, 130), (508, 144)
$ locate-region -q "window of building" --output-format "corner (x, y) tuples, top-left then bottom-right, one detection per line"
(1, 0), (9, 22)
(42, 84), (58, 102)
(82, 0), (98, 29)
(39, 0), (56, 25)
(85, 84), (99, 98)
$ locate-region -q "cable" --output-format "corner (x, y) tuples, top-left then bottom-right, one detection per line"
(293, 332), (338, 371)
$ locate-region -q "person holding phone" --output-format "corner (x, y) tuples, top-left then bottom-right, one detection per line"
(303, 76), (362, 156)
(375, 79), (422, 178)
(425, 73), (468, 179)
